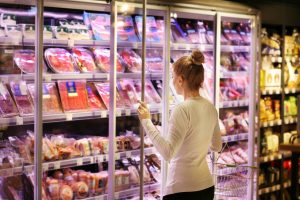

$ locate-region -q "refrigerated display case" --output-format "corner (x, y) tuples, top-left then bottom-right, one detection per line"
(0, 0), (259, 199)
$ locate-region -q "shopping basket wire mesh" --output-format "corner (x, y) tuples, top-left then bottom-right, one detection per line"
(209, 143), (257, 199)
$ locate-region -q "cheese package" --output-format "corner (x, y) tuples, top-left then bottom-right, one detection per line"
(0, 82), (18, 117)
(118, 49), (142, 73)
(44, 48), (79, 73)
(27, 83), (62, 114)
(86, 82), (106, 110)
(10, 81), (34, 116)
(117, 15), (139, 42)
(134, 16), (161, 42)
(57, 81), (89, 112)
(94, 82), (125, 109)
(72, 47), (97, 73)
(92, 48), (125, 73)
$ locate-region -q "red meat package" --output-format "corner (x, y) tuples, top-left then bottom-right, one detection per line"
(117, 79), (139, 107)
(86, 82), (106, 110)
(84, 12), (110, 41)
(0, 82), (18, 117)
(118, 49), (142, 73)
(44, 48), (78, 73)
(27, 83), (62, 114)
(14, 50), (47, 74)
(137, 49), (163, 72)
(92, 48), (125, 73)
(71, 48), (97, 73)
(10, 81), (34, 116)
(57, 81), (89, 112)
(117, 15), (139, 42)
(133, 80), (161, 104)
(178, 19), (199, 43)
(94, 82), (124, 109)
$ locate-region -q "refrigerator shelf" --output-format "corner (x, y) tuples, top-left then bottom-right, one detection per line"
(259, 152), (291, 163)
(261, 87), (282, 95)
(222, 133), (248, 143)
(170, 43), (214, 51)
(220, 71), (248, 79)
(260, 119), (282, 128)
(0, 147), (156, 177)
(258, 184), (281, 195)
(0, 105), (162, 126)
(219, 100), (249, 108)
(284, 116), (298, 125)
(284, 87), (300, 94)
(221, 45), (250, 52)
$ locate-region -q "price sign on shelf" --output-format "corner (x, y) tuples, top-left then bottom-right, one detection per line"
(16, 116), (24, 125)
(54, 162), (60, 170)
(43, 164), (49, 172)
(126, 151), (131, 158)
(67, 39), (75, 48)
(125, 109), (131, 116)
(77, 158), (83, 166)
(66, 113), (73, 121)
(101, 111), (107, 118)
(269, 121), (274, 126)
(115, 153), (120, 160)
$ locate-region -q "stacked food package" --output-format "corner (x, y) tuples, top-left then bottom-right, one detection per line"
(220, 77), (249, 101)
(71, 47), (97, 73)
(219, 110), (249, 135)
(0, 82), (18, 117)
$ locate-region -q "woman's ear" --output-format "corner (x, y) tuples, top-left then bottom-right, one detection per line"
(178, 75), (184, 86)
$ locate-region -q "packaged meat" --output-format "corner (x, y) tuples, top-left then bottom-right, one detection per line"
(134, 16), (161, 42)
(0, 48), (21, 74)
(57, 81), (89, 112)
(92, 48), (125, 73)
(0, 13), (16, 26)
(0, 82), (18, 117)
(137, 48), (163, 72)
(195, 21), (208, 44)
(10, 81), (34, 116)
(86, 82), (106, 110)
(156, 19), (165, 41)
(118, 49), (142, 73)
(117, 15), (139, 42)
(94, 82), (125, 109)
(45, 48), (78, 73)
(132, 80), (161, 104)
(205, 28), (214, 44)
(27, 82), (62, 114)
(117, 79), (139, 107)
(178, 19), (199, 43)
(171, 18), (189, 43)
(84, 12), (110, 41)
(72, 48), (97, 73)
(14, 49), (35, 74)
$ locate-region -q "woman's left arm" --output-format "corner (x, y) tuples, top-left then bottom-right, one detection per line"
(138, 103), (188, 162)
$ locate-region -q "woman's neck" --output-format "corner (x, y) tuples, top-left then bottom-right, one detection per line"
(183, 90), (201, 100)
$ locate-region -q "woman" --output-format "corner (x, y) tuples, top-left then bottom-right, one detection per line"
(137, 49), (222, 200)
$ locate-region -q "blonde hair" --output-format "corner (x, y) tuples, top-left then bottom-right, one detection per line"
(173, 49), (205, 91)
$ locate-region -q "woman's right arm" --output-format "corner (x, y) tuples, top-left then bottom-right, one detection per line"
(210, 117), (222, 152)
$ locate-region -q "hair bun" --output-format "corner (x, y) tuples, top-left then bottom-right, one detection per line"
(190, 49), (205, 65)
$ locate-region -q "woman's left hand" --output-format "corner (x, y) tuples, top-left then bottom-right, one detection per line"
(137, 100), (151, 120)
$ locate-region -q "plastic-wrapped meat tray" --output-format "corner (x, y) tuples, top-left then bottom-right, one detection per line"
(136, 49), (163, 72)
(117, 79), (139, 107)
(94, 82), (125, 109)
(27, 83), (62, 114)
(134, 16), (161, 42)
(71, 48), (97, 73)
(118, 49), (142, 73)
(86, 82), (106, 110)
(0, 49), (21, 74)
(0, 82), (18, 117)
(178, 19), (199, 43)
(14, 49), (47, 74)
(171, 18), (189, 43)
(84, 12), (110, 41)
(57, 81), (89, 112)
(224, 29), (243, 45)
(44, 48), (78, 73)
(117, 15), (139, 42)
(156, 19), (165, 41)
(132, 80), (161, 104)
(92, 48), (125, 73)
(10, 81), (34, 116)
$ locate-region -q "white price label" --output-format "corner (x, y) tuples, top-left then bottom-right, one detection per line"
(4, 49), (14, 54)
(97, 155), (103, 163)
(276, 89), (280, 94)
(126, 151), (131, 158)
(116, 109), (121, 117)
(97, 195), (104, 200)
(277, 120), (282, 125)
(271, 57), (276, 62)
(292, 57), (296, 62)
(66, 113), (73, 121)
(263, 157), (268, 162)
(186, 44), (191, 50)
(77, 158), (83, 166)
(270, 155), (274, 161)
(16, 116), (23, 125)
(269, 121), (274, 126)
(263, 122), (267, 127)
(133, 43), (138, 49)
(101, 110), (107, 118)
(115, 153), (120, 160)
(115, 193), (120, 199)
(285, 88), (289, 94)
(278, 57), (282, 63)
(43, 164), (49, 171)
(292, 88), (296, 93)
(44, 74), (52, 82)
(106, 74), (109, 81)
(278, 154), (282, 159)
(290, 118), (294, 123)
(125, 109), (131, 116)
(54, 162), (60, 169)
(68, 39), (75, 48)
(173, 43), (178, 50)
(268, 89), (273, 95)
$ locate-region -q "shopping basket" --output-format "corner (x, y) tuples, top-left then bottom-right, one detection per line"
(209, 143), (257, 199)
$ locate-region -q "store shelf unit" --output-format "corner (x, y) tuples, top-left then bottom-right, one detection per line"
(0, 0), (260, 200)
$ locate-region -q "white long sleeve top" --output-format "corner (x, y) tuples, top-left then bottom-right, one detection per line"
(141, 96), (222, 195)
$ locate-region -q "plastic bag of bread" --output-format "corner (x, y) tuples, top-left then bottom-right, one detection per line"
(46, 178), (60, 199)
(63, 168), (78, 184)
(74, 138), (92, 156)
(94, 171), (108, 194)
(59, 183), (73, 200)
(71, 181), (89, 199)
(43, 138), (59, 161)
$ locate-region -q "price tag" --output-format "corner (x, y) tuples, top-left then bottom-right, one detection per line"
(97, 155), (103, 163)
(284, 118), (288, 124)
(98, 195), (104, 200)
(90, 157), (93, 164)
(270, 155), (274, 161)
(268, 89), (273, 95)
(54, 162), (60, 169)
(290, 118), (294, 123)
(296, 118), (298, 122)
(101, 110), (107, 118)
(263, 122), (267, 127)
(278, 154), (282, 159)
(276, 89), (280, 94)
(278, 57), (282, 63)
(262, 90), (266, 95)
(115, 153), (120, 160)
(44, 74), (52, 82)
(125, 109), (131, 116)
(66, 113), (73, 121)
(200, 45), (205, 51)
(292, 88), (296, 93)
(43, 163), (49, 171)
(186, 44), (191, 50)
(106, 74), (109, 81)
(292, 57), (296, 62)
(77, 158), (83, 166)
(116, 109), (121, 117)
(277, 120), (282, 125)
(68, 39), (74, 48)
(271, 57), (276, 63)
(219, 102), (223, 108)
(285, 88), (289, 94)
(269, 121), (274, 126)
(173, 43), (178, 50)
(263, 157), (268, 162)
(126, 151), (131, 158)
(16, 116), (23, 125)
(133, 42), (138, 49)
